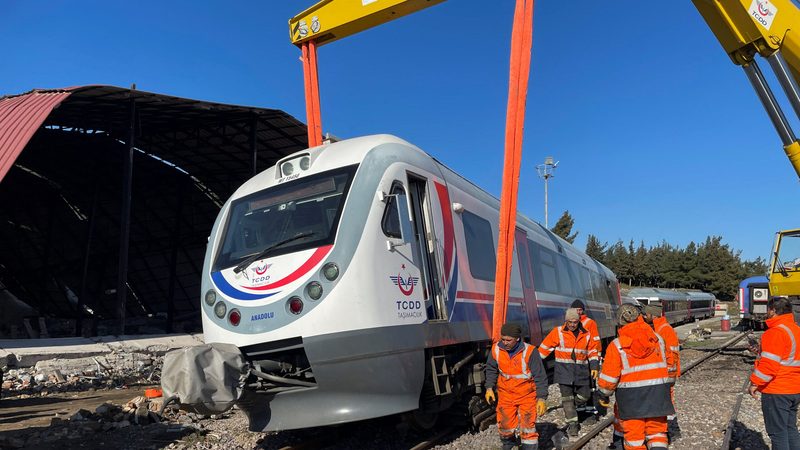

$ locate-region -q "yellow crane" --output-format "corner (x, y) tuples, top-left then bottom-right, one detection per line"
(288, 0), (800, 320)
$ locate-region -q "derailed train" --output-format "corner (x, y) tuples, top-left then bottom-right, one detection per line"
(175, 135), (623, 431)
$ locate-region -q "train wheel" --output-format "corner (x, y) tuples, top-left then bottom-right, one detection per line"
(405, 409), (439, 432)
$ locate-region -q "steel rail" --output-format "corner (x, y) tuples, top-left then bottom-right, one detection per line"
(408, 426), (456, 450)
(720, 376), (751, 450)
(564, 332), (748, 450)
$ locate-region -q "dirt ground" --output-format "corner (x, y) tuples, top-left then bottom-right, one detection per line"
(0, 386), (155, 432)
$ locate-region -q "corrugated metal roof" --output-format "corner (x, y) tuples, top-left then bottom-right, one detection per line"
(0, 88), (74, 182)
(0, 85), (309, 334)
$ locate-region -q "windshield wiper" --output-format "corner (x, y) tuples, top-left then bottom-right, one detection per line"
(775, 252), (789, 278)
(233, 232), (316, 274)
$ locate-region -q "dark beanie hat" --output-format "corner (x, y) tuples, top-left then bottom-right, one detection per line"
(571, 299), (585, 309)
(500, 323), (523, 338)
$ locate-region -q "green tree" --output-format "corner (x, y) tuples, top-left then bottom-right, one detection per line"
(551, 210), (578, 244)
(606, 240), (633, 286)
(585, 234), (607, 263)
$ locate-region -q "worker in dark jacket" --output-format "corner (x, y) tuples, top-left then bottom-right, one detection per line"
(538, 308), (598, 436)
(571, 299), (602, 422)
(485, 322), (549, 450)
(748, 296), (800, 450)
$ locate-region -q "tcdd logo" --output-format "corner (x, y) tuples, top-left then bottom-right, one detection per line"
(252, 263), (272, 276)
(390, 274), (419, 296)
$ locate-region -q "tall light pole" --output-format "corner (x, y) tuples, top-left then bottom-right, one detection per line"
(536, 156), (559, 228)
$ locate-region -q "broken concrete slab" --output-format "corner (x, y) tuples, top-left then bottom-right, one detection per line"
(0, 333), (205, 369)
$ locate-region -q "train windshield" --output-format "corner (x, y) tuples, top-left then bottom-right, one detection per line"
(213, 165), (357, 271)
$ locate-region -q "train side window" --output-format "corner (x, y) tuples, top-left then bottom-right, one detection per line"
(591, 272), (609, 303)
(381, 184), (405, 239)
(581, 267), (594, 300)
(569, 260), (591, 300)
(517, 239), (533, 289)
(462, 210), (496, 281)
(529, 242), (558, 294)
(556, 255), (576, 297)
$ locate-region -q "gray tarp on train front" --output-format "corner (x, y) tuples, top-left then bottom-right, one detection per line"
(161, 343), (249, 415)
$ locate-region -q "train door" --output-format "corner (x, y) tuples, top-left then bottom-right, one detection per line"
(381, 181), (427, 324)
(407, 175), (447, 321)
(514, 229), (543, 343)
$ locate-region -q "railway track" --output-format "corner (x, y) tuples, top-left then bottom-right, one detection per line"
(564, 331), (750, 450)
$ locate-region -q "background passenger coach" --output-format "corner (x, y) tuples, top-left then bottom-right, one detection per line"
(165, 135), (622, 432)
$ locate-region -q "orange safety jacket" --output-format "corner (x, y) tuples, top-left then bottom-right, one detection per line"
(598, 317), (675, 420)
(539, 323), (598, 385)
(485, 342), (549, 401)
(581, 314), (602, 357)
(652, 316), (681, 381)
(751, 313), (800, 394)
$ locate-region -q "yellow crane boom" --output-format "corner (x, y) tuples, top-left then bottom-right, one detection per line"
(289, 0), (445, 47)
(693, 0), (800, 178)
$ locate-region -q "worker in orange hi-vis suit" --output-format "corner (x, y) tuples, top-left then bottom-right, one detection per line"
(748, 296), (800, 450)
(484, 323), (549, 450)
(571, 299), (602, 423)
(597, 304), (674, 450)
(538, 308), (598, 437)
(642, 303), (682, 442)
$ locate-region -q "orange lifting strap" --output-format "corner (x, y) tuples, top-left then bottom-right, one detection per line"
(302, 40), (323, 147)
(492, 0), (536, 342)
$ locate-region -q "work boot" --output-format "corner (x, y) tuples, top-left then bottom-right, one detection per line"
(567, 422), (580, 437)
(607, 434), (623, 450)
(520, 444), (537, 450)
(669, 419), (682, 442)
(501, 437), (516, 450)
(582, 414), (598, 426)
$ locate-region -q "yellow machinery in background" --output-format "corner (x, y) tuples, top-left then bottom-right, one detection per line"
(770, 229), (800, 302)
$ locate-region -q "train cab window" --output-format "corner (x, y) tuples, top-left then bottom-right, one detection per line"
(213, 165), (356, 271)
(381, 184), (405, 239)
(462, 211), (496, 281)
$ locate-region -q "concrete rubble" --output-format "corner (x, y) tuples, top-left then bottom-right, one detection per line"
(0, 334), (202, 397)
(0, 392), (233, 449)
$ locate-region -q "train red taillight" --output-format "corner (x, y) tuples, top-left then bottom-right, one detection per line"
(229, 309), (241, 326)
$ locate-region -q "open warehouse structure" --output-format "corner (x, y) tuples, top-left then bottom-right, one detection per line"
(0, 86), (308, 336)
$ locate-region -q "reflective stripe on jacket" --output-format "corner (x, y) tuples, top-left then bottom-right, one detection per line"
(751, 313), (800, 394)
(581, 314), (602, 358)
(597, 317), (675, 420)
(653, 316), (681, 381)
(485, 342), (549, 402)
(539, 324), (598, 385)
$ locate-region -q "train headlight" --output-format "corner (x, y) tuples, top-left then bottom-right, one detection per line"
(228, 309), (241, 326)
(205, 290), (216, 306)
(214, 301), (227, 318)
(306, 281), (323, 300)
(287, 296), (304, 315)
(299, 156), (310, 171)
(322, 262), (339, 281)
(282, 162), (294, 176)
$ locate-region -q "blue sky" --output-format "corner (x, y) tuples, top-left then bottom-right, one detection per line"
(2, 1), (799, 261)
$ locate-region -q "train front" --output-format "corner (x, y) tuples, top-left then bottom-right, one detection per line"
(162, 136), (426, 432)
